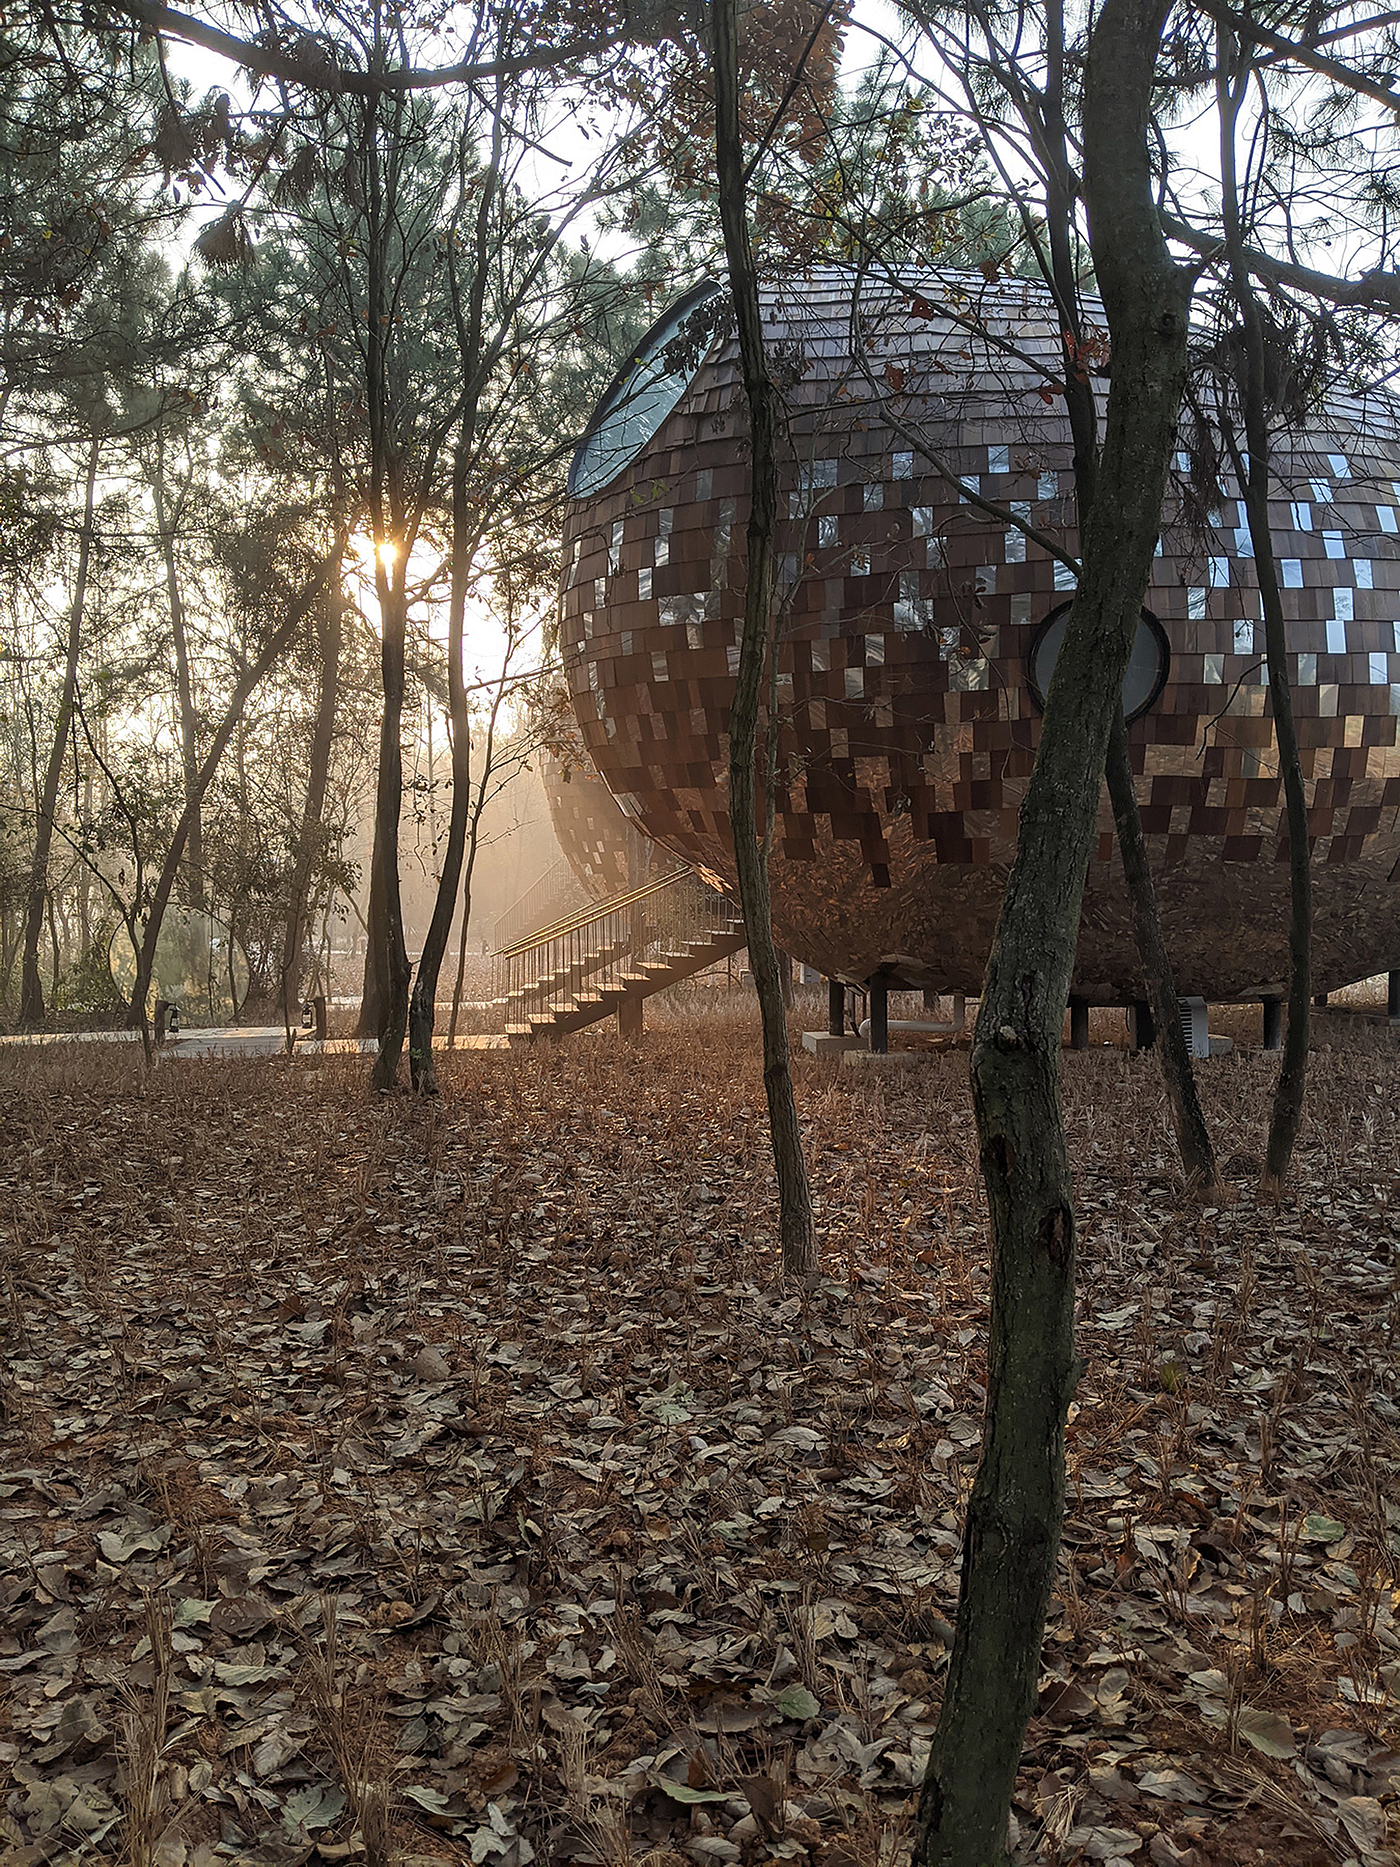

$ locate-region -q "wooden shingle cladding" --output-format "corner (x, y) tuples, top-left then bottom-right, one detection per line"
(542, 744), (656, 901)
(561, 269), (1400, 1000)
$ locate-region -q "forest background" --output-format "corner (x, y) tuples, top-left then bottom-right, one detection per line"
(5, 3), (1400, 1866)
(1, 0), (991, 1047)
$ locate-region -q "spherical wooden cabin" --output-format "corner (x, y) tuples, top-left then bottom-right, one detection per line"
(560, 270), (1400, 1005)
(542, 739), (658, 900)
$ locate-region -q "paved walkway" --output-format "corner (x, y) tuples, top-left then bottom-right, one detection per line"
(0, 1026), (508, 1058)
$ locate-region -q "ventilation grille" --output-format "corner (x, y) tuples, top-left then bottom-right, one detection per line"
(1178, 996), (1210, 1059)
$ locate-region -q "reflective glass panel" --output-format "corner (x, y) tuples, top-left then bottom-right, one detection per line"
(1028, 606), (1169, 722)
(569, 289), (722, 499)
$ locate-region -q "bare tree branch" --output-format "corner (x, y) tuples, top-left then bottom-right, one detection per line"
(1159, 207), (1400, 310)
(1189, 0), (1400, 113)
(91, 0), (625, 96)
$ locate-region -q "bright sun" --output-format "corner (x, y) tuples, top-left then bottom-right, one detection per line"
(376, 538), (398, 569)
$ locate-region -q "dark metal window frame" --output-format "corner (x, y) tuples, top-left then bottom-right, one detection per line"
(1025, 601), (1171, 723)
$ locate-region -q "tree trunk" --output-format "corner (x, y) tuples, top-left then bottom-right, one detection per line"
(366, 561), (413, 1093)
(712, 0), (816, 1280)
(1251, 424), (1310, 1194)
(48, 892), (62, 1002)
(1038, 3), (1217, 1196)
(130, 539), (347, 1050)
(443, 711), (498, 1050)
(226, 899), (241, 1019)
(281, 556), (344, 1034)
(408, 97), (502, 1089)
(446, 874), (474, 1048)
(357, 867), (386, 1034)
(408, 442), (475, 1094)
(358, 70), (414, 1093)
(20, 434), (99, 1027)
(1106, 707), (1219, 1192)
(151, 441), (204, 908)
(1217, 35), (1310, 1195)
(1, 911), (16, 1009)
(916, 3), (1189, 1859)
(77, 747), (93, 960)
(444, 669), (510, 1047)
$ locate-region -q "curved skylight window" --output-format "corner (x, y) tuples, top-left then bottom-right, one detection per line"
(568, 286), (724, 500)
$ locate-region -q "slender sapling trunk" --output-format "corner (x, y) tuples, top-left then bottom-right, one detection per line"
(1106, 706), (1219, 1192)
(21, 435), (99, 1027)
(1218, 36), (1311, 1194)
(1037, 13), (1217, 1196)
(712, 0), (815, 1280)
(281, 561), (344, 1036)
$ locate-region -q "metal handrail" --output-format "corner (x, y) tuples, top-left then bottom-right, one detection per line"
(494, 866), (693, 959)
(493, 866), (744, 1036)
(492, 857), (585, 951)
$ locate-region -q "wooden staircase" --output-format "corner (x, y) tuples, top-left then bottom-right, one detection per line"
(493, 869), (746, 1045)
(491, 857), (588, 953)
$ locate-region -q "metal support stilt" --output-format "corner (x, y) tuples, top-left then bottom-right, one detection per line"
(868, 977), (889, 1054)
(828, 979), (845, 1037)
(1262, 997), (1283, 1051)
(1069, 996), (1089, 1051)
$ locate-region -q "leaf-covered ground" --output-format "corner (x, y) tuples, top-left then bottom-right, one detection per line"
(1, 998), (1398, 1867)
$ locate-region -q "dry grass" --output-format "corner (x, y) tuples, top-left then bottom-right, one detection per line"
(298, 1594), (398, 1865)
(0, 997), (1397, 1866)
(114, 1595), (175, 1867)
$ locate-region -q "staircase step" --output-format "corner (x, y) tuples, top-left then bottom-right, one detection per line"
(498, 897), (746, 1043)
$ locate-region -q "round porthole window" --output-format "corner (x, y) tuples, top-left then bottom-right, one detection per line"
(1025, 602), (1170, 723)
(568, 285), (725, 500)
